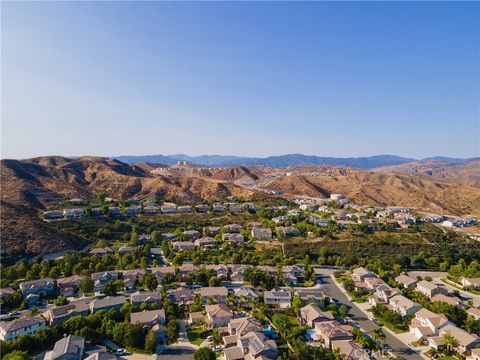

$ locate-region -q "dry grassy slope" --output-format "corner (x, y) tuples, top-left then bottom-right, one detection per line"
(374, 159), (480, 185)
(264, 171), (480, 216)
(0, 157), (258, 255)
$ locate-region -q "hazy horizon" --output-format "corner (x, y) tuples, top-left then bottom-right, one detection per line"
(2, 2), (479, 159)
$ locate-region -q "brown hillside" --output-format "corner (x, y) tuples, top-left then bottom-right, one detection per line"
(263, 170), (480, 216)
(0, 157), (258, 255)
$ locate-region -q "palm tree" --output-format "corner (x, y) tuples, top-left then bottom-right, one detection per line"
(372, 328), (386, 344)
(441, 333), (459, 354)
(212, 328), (222, 346)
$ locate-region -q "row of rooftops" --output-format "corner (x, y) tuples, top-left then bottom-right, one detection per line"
(350, 267), (480, 354)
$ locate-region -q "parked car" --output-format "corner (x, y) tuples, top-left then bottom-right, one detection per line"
(115, 349), (127, 355)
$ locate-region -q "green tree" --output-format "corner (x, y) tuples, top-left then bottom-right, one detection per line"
(339, 304), (349, 320)
(54, 296), (69, 306)
(103, 281), (118, 296)
(372, 328), (386, 343)
(194, 347), (216, 360)
(3, 350), (29, 360)
(144, 330), (158, 353)
(441, 333), (459, 353)
(167, 319), (179, 341)
(292, 294), (303, 314)
(78, 276), (94, 294)
(125, 323), (144, 348)
(141, 272), (158, 291)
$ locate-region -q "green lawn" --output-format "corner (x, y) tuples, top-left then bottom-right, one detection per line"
(187, 328), (212, 346)
(438, 356), (459, 360)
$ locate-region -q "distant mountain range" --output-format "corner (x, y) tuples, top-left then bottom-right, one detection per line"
(114, 153), (469, 169)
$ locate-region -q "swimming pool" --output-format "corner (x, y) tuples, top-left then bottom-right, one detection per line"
(262, 325), (279, 339)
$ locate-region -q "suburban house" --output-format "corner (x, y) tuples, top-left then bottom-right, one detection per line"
(172, 241), (196, 251)
(416, 280), (447, 298)
(429, 324), (480, 353)
(223, 233), (245, 245)
(224, 224), (243, 233)
(107, 207), (120, 216)
(276, 226), (300, 237)
(183, 230), (201, 240)
(248, 222), (263, 228)
(130, 291), (162, 306)
(0, 316), (46, 341)
(42, 298), (93, 325)
(195, 237), (218, 249)
(213, 204), (226, 212)
(460, 277), (480, 290)
(395, 274), (418, 289)
(0, 288), (15, 303)
(431, 293), (461, 307)
(195, 204), (209, 213)
(63, 208), (84, 219)
(150, 266), (175, 283)
(200, 287), (228, 304)
(206, 264), (229, 281)
(467, 307), (480, 320)
(118, 246), (136, 255)
(20, 278), (55, 297)
(205, 226), (221, 236)
(351, 267), (376, 282)
(263, 290), (291, 308)
(205, 303), (234, 327)
(369, 284), (400, 306)
(161, 233), (176, 241)
(251, 228), (273, 240)
(229, 205), (245, 214)
(89, 296), (126, 313)
(121, 269), (145, 285)
(314, 320), (353, 348)
(177, 205), (193, 213)
(150, 248), (163, 261)
(167, 287), (195, 305)
(299, 304), (334, 328)
(44, 210), (63, 220)
(234, 287), (258, 302)
(91, 271), (118, 293)
(222, 318), (278, 360)
(143, 205), (159, 215)
(125, 206), (141, 216)
(89, 247), (114, 256)
(409, 308), (451, 338)
(295, 289), (327, 307)
(56, 275), (83, 297)
(388, 294), (422, 317)
(43, 335), (85, 360)
(226, 317), (263, 338)
(160, 203), (177, 214)
(331, 339), (370, 360)
(230, 265), (253, 283)
(467, 348), (480, 360)
(130, 309), (166, 328)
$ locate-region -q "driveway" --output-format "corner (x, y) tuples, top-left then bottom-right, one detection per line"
(314, 269), (424, 360)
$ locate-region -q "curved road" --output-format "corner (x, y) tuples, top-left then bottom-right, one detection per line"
(315, 269), (423, 360)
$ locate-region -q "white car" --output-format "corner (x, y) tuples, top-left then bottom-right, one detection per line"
(347, 297), (354, 302)
(206, 335), (213, 341)
(368, 315), (374, 321)
(115, 349), (127, 355)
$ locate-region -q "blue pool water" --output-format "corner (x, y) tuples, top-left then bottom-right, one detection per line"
(263, 325), (279, 339)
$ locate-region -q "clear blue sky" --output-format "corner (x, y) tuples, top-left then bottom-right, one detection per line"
(2, 1), (479, 159)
